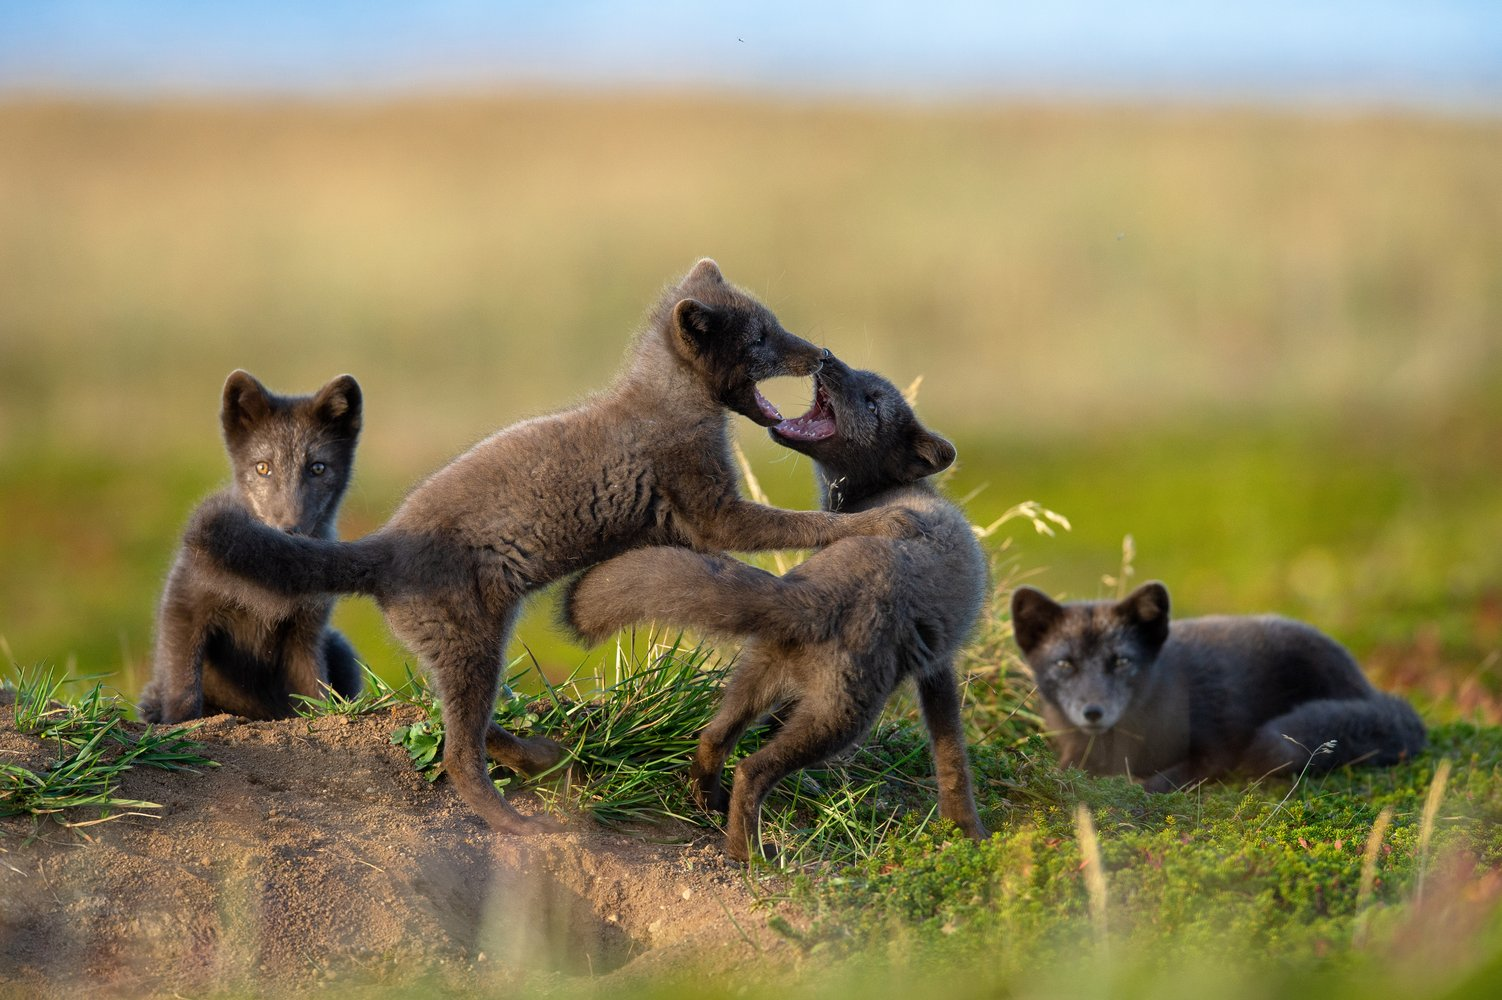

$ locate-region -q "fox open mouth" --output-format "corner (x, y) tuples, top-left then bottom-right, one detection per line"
(771, 379), (837, 442)
(752, 385), (783, 424)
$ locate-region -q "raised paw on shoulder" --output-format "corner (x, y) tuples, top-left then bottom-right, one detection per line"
(858, 506), (927, 540)
(183, 499), (247, 560)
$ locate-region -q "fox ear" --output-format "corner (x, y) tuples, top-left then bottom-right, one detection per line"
(671, 298), (721, 359)
(221, 370), (271, 440)
(313, 374), (363, 438)
(1011, 586), (1064, 654)
(686, 258), (724, 285)
(908, 429), (956, 479)
(1118, 581), (1171, 647)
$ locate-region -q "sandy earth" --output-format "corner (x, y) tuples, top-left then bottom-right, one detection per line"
(0, 693), (805, 998)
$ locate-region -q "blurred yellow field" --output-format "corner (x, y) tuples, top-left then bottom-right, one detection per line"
(4, 97), (1499, 455)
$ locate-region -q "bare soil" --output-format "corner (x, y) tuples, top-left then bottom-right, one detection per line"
(0, 694), (803, 998)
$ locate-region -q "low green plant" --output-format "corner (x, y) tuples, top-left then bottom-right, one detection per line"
(787, 728), (1502, 996)
(295, 662), (422, 718)
(380, 635), (993, 867)
(2, 666), (217, 826)
(388, 670), (447, 783)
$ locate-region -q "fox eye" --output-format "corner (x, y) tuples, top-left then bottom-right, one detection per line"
(866, 394), (880, 415)
(308, 461), (327, 476)
(1113, 655), (1133, 673)
(254, 461), (271, 477)
(1054, 659), (1075, 675)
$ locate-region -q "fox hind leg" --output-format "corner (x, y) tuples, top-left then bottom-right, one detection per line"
(693, 646), (787, 815)
(723, 702), (865, 864)
(405, 601), (553, 834)
(915, 664), (987, 840)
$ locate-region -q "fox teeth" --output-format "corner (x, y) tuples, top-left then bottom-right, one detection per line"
(754, 387), (782, 419)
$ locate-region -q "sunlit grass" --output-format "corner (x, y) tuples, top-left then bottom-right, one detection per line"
(1, 666), (216, 825)
(377, 634), (1013, 869)
(6, 619), (1501, 1000)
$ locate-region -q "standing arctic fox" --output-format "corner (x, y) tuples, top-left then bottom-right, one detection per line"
(138, 370), (365, 723)
(1010, 582), (1426, 790)
(565, 356), (988, 861)
(192, 260), (916, 834)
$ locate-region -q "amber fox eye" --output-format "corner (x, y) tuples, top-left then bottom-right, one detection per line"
(1054, 659), (1075, 675)
(255, 461), (271, 477)
(309, 462), (327, 476)
(1113, 655), (1133, 673)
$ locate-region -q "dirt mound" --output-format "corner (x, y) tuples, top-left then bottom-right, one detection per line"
(0, 696), (801, 997)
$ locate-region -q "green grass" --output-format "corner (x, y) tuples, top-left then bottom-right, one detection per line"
(5, 400), (1499, 720)
(774, 725), (1502, 1000)
(379, 634), (1004, 868)
(1, 666), (216, 827)
(7, 629), (1502, 999)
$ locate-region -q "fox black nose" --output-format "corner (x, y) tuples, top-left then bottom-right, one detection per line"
(1083, 705), (1104, 724)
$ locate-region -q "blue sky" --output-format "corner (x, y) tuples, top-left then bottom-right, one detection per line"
(2, 1), (1499, 109)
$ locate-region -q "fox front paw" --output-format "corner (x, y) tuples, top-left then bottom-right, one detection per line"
(183, 500), (246, 562)
(138, 688), (203, 725)
(857, 506), (927, 540)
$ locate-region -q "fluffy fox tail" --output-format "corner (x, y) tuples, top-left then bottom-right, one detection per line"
(562, 546), (832, 647)
(1242, 692), (1427, 777)
(188, 495), (390, 598)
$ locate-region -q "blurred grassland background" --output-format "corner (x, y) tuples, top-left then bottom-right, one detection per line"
(1, 95), (1499, 715)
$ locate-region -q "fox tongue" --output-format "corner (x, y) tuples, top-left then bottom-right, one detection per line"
(754, 386), (782, 422)
(775, 415), (837, 441)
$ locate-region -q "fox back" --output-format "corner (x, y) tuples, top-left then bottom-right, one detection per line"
(1011, 581), (1425, 788)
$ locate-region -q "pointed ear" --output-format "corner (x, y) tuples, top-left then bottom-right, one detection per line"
(1011, 586), (1064, 654)
(313, 374), (362, 438)
(1118, 581), (1171, 648)
(221, 369), (272, 440)
(907, 428), (956, 480)
(671, 298), (720, 359)
(686, 258), (724, 285)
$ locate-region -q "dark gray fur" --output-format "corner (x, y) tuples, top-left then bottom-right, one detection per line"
(189, 260), (918, 834)
(138, 370), (365, 723)
(1010, 582), (1427, 790)
(564, 356), (988, 862)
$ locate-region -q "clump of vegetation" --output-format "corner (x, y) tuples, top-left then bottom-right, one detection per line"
(1, 666), (216, 826)
(5, 610), (1501, 999)
(381, 635), (975, 868)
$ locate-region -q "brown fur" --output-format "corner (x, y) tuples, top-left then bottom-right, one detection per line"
(190, 260), (917, 833)
(1011, 582), (1426, 790)
(139, 371), (365, 723)
(564, 356), (988, 861)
